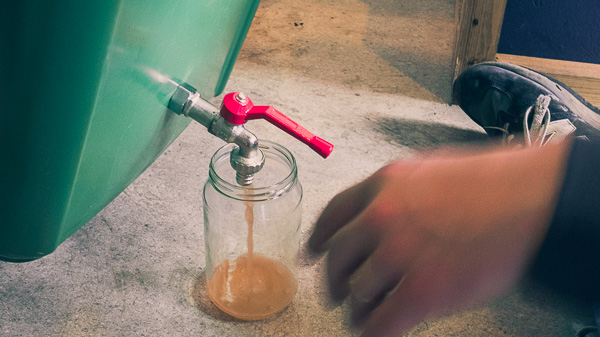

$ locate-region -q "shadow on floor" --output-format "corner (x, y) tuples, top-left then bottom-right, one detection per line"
(371, 116), (488, 151)
(488, 280), (598, 336)
(373, 48), (455, 103)
(360, 0), (457, 102)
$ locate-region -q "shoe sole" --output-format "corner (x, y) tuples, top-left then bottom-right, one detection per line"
(479, 62), (600, 130)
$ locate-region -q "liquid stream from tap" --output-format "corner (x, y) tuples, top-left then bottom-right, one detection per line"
(206, 184), (297, 320)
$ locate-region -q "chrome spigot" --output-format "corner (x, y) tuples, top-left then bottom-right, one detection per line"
(168, 84), (264, 185)
(167, 82), (333, 185)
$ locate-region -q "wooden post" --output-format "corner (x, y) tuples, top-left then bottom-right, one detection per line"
(452, 0), (507, 99)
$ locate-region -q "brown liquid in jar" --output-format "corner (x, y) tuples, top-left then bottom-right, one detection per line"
(206, 253), (297, 320)
(206, 185), (297, 320)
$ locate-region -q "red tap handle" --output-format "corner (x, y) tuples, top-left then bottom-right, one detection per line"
(220, 92), (334, 158)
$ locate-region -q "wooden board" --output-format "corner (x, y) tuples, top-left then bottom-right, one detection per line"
(496, 53), (600, 107)
(452, 0), (507, 92)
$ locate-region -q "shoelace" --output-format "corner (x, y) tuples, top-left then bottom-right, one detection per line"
(484, 94), (552, 147)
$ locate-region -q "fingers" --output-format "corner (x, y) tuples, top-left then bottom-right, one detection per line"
(348, 231), (423, 326)
(348, 258), (401, 326)
(361, 247), (448, 337)
(325, 216), (377, 302)
(308, 177), (379, 253)
(361, 273), (436, 337)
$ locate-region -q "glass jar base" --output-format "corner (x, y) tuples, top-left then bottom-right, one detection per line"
(206, 253), (297, 320)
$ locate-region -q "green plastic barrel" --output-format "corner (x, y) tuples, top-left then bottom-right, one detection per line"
(0, 0), (260, 262)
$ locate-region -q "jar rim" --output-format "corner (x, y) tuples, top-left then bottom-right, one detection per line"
(208, 140), (298, 201)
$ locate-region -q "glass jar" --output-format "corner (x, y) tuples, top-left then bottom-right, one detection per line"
(203, 140), (302, 320)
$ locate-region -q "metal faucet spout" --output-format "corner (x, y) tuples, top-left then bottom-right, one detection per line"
(167, 83), (264, 185)
(208, 118), (264, 185)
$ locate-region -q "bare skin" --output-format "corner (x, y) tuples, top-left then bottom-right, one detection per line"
(308, 140), (572, 337)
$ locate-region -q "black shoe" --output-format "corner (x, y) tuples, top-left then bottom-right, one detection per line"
(452, 62), (600, 146)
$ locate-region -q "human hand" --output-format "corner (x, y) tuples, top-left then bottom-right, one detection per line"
(308, 141), (571, 336)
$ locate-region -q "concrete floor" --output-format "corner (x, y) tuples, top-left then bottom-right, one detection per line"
(1, 0), (597, 336)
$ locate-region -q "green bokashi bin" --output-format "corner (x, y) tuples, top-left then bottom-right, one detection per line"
(0, 0), (260, 262)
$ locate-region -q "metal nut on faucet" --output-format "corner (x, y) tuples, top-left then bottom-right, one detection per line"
(229, 147), (265, 176)
(167, 82), (197, 115)
(168, 82), (219, 128)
